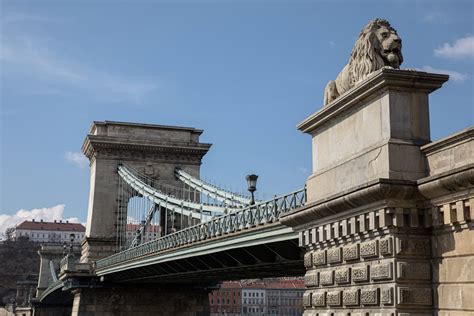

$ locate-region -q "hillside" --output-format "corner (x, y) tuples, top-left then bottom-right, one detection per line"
(0, 239), (40, 305)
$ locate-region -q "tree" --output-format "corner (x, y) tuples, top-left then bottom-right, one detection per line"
(4, 227), (15, 241)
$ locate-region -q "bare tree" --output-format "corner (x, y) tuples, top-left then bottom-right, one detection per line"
(4, 227), (15, 241)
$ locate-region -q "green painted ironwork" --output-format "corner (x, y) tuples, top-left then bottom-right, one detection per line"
(96, 187), (306, 269)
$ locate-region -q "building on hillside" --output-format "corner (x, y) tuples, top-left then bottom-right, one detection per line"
(265, 279), (304, 316)
(15, 275), (37, 308)
(209, 279), (304, 316)
(242, 282), (266, 315)
(14, 276), (35, 316)
(209, 281), (242, 316)
(125, 223), (161, 245)
(12, 220), (85, 244)
(0, 306), (14, 316)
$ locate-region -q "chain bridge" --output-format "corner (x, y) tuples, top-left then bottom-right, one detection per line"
(36, 121), (307, 315)
(97, 163), (306, 281)
(34, 70), (474, 316)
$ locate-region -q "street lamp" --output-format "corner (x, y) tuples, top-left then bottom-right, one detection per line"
(246, 174), (258, 205)
(69, 233), (75, 255)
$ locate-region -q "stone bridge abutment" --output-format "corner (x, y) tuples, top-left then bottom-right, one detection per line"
(281, 69), (473, 315)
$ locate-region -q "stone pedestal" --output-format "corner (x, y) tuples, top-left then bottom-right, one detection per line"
(281, 69), (456, 315)
(80, 121), (211, 263)
(36, 244), (81, 298)
(298, 69), (448, 203)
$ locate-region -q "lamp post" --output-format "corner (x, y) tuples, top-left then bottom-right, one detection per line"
(246, 174), (258, 205)
(69, 233), (75, 255)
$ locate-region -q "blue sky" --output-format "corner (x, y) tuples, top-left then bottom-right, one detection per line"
(1, 0), (473, 232)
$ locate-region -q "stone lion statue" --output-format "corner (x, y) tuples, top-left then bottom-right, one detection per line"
(323, 19), (403, 106)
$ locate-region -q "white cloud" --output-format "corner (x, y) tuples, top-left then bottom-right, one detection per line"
(420, 65), (468, 81)
(298, 167), (309, 174)
(1, 33), (159, 104)
(422, 11), (448, 24)
(2, 12), (61, 25)
(434, 36), (474, 60)
(65, 151), (89, 168)
(0, 205), (82, 238)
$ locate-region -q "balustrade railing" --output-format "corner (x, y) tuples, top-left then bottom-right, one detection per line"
(96, 187), (306, 269)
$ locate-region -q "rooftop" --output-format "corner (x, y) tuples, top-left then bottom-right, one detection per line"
(16, 220), (85, 232)
(218, 279), (305, 290)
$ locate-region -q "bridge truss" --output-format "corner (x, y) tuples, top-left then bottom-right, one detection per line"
(106, 163), (306, 267)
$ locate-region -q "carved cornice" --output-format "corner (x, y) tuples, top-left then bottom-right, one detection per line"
(421, 126), (473, 156)
(298, 69), (449, 134)
(280, 178), (419, 228)
(417, 164), (474, 200)
(82, 135), (212, 161)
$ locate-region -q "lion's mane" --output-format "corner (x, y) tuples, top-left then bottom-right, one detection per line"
(324, 19), (403, 106)
(349, 19), (393, 85)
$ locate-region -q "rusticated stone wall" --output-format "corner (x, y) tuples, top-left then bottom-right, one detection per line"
(301, 222), (433, 314)
(420, 128), (474, 315)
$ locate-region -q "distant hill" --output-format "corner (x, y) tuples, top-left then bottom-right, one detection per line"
(0, 239), (40, 305)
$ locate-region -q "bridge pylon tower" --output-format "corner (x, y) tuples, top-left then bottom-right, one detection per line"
(80, 121), (211, 262)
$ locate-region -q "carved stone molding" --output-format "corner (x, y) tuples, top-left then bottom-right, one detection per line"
(281, 178), (419, 229)
(298, 69), (449, 134)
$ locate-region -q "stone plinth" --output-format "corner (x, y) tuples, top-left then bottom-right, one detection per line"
(71, 285), (210, 316)
(81, 121), (211, 263)
(36, 244), (81, 298)
(298, 69), (448, 203)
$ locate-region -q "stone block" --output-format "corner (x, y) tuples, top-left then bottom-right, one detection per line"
(335, 267), (351, 284)
(436, 284), (474, 310)
(304, 252), (313, 268)
(398, 287), (432, 306)
(343, 289), (359, 306)
(397, 262), (431, 280)
(381, 287), (393, 305)
(360, 240), (378, 258)
(379, 237), (393, 256)
(352, 265), (369, 283)
(360, 288), (379, 305)
(432, 229), (474, 258)
(326, 291), (341, 306)
(305, 270), (319, 287)
(312, 291), (326, 307)
(313, 251), (326, 266)
(327, 247), (342, 264)
(303, 292), (312, 307)
(343, 243), (359, 261)
(371, 262), (393, 281)
(434, 256), (474, 283)
(437, 312), (474, 316)
(423, 130), (474, 176)
(396, 237), (430, 256)
(320, 270), (334, 286)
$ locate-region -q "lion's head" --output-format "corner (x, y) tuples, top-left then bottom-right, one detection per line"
(349, 18), (403, 85)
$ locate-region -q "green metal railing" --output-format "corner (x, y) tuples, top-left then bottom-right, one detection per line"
(96, 187), (306, 269)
